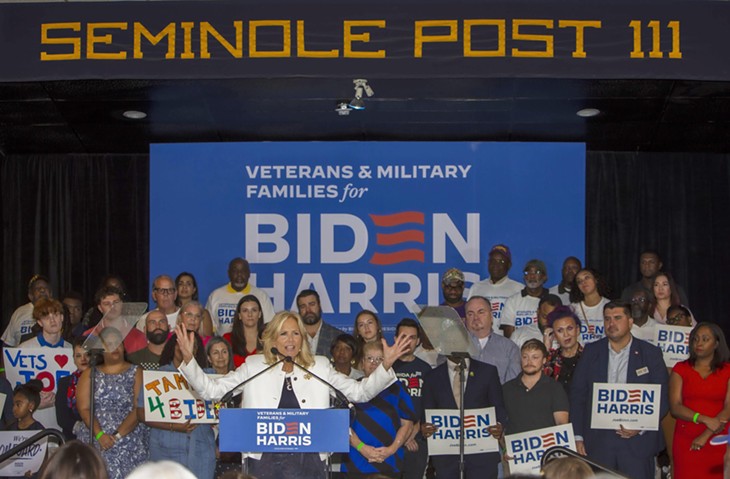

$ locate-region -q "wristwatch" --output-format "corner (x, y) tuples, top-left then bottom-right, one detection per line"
(112, 430), (122, 441)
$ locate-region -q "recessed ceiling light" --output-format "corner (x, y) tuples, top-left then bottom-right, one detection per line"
(122, 110), (147, 120)
(576, 108), (600, 118)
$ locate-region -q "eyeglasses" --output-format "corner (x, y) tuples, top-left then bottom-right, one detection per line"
(488, 258), (506, 265)
(524, 270), (543, 276)
(183, 311), (202, 319)
(154, 287), (176, 295)
(667, 314), (686, 324)
(364, 356), (384, 364)
(631, 297), (648, 304)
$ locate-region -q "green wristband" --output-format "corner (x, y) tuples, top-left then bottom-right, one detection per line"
(95, 430), (104, 441)
(356, 441), (365, 451)
(693, 412), (700, 424)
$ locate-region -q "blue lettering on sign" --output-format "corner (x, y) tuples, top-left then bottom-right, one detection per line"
(515, 316), (534, 326)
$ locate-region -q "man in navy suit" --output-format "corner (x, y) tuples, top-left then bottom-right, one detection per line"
(421, 355), (507, 479)
(570, 300), (669, 479)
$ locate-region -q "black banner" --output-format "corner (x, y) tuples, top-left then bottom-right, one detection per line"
(3, 0), (729, 81)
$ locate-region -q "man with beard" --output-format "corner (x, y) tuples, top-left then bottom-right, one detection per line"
(128, 310), (169, 370)
(549, 257), (582, 305)
(468, 244), (522, 335)
(629, 289), (660, 345)
(503, 339), (569, 435)
(441, 268), (466, 320)
(206, 257), (275, 336)
(295, 289), (344, 359)
(501, 259), (551, 338)
(570, 301), (668, 479)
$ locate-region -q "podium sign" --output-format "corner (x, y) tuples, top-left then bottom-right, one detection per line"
(219, 408), (349, 453)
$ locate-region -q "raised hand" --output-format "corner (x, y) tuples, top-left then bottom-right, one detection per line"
(382, 333), (411, 370)
(175, 323), (195, 364)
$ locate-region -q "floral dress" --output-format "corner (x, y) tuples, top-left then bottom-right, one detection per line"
(77, 364), (148, 479)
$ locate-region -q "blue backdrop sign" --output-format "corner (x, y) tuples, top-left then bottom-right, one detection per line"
(150, 141), (585, 334)
(219, 408), (350, 453)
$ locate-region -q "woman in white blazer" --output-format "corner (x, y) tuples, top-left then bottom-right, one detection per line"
(176, 310), (410, 479)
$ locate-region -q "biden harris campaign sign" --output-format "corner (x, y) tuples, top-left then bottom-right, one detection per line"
(150, 142), (584, 332)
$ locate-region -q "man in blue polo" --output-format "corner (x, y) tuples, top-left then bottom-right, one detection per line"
(19, 298), (71, 349)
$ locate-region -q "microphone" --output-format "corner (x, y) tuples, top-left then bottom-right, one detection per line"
(218, 351), (287, 405)
(272, 347), (353, 409)
(271, 347), (292, 362)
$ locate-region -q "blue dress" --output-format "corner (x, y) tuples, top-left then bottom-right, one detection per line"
(77, 364), (148, 479)
(144, 364), (217, 479)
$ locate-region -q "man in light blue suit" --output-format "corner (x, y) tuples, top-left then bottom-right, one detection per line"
(570, 300), (669, 479)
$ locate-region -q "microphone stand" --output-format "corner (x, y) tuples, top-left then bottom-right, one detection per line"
(448, 352), (470, 479)
(275, 352), (353, 410)
(86, 348), (105, 445)
(457, 360), (466, 479)
(218, 356), (287, 405)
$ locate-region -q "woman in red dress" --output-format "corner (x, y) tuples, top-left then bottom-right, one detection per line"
(670, 322), (730, 478)
(222, 294), (264, 367)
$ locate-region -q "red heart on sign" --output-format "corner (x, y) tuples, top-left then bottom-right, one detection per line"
(55, 355), (69, 368)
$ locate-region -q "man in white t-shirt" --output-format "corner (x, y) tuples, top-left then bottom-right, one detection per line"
(501, 259), (551, 338)
(206, 257), (275, 336)
(549, 257), (582, 305)
(2, 275), (52, 348)
(136, 275), (180, 331)
(467, 244), (522, 335)
(628, 289), (659, 344)
(510, 294), (563, 349)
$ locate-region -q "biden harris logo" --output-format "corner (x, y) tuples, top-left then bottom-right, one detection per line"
(256, 420), (313, 447)
(243, 211), (480, 314)
(596, 388), (656, 415)
(510, 430), (572, 464)
(430, 411), (494, 441)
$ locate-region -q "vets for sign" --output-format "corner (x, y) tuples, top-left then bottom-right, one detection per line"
(3, 348), (72, 393)
(142, 371), (219, 423)
(656, 324), (690, 367)
(425, 407), (499, 455)
(505, 424), (576, 475)
(591, 383), (661, 431)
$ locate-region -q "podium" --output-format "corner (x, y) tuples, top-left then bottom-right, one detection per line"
(219, 408), (349, 454)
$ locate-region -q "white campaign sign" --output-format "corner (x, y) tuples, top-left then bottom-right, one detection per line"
(655, 324), (691, 368)
(0, 431), (48, 477)
(425, 407), (499, 455)
(142, 371), (220, 424)
(591, 383), (661, 431)
(505, 424), (576, 475)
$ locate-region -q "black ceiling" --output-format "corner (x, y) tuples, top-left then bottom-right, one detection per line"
(1, 76), (730, 155)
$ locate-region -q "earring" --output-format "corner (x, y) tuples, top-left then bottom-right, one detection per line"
(351, 359), (356, 366)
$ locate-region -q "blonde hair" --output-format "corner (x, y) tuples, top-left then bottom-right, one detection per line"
(261, 311), (315, 368)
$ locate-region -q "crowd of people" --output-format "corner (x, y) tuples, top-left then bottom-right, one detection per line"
(0, 245), (728, 479)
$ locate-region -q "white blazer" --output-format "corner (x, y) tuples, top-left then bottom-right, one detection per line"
(178, 353), (396, 460)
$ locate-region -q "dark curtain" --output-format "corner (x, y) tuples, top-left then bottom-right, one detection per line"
(2, 151), (729, 335)
(586, 151), (730, 331)
(0, 155), (149, 329)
